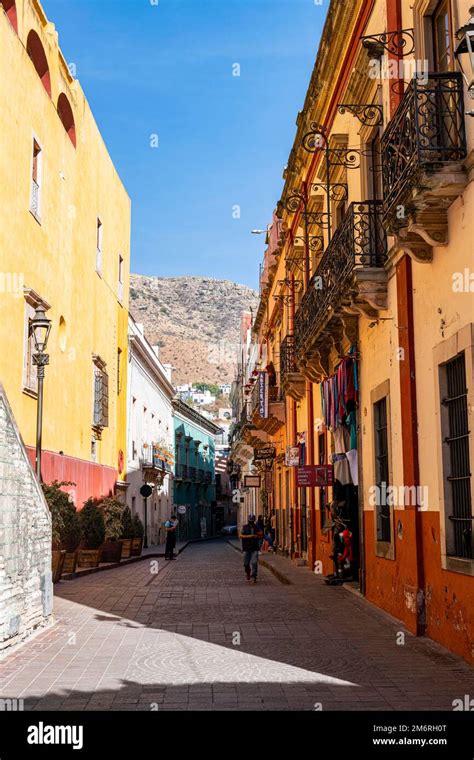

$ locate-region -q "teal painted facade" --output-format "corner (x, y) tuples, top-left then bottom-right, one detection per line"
(173, 400), (221, 540)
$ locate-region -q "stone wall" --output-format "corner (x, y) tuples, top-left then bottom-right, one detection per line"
(0, 384), (52, 653)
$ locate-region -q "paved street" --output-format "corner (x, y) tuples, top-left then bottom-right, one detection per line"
(1, 541), (472, 711)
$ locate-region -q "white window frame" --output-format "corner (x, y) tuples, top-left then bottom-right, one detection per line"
(96, 217), (103, 275)
(22, 289), (51, 397)
(29, 135), (43, 223)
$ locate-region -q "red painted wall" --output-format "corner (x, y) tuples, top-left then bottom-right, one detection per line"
(365, 511), (474, 663)
(27, 447), (118, 508)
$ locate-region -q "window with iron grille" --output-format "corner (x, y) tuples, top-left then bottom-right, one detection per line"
(440, 352), (472, 559)
(93, 359), (109, 429)
(374, 397), (391, 542)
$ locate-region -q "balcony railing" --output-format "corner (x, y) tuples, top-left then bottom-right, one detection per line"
(381, 72), (466, 228)
(280, 335), (297, 377)
(295, 201), (387, 356)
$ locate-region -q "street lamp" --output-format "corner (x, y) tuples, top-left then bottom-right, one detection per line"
(455, 6), (474, 106)
(30, 305), (51, 481)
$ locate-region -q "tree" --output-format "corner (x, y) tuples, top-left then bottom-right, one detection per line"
(193, 382), (221, 397)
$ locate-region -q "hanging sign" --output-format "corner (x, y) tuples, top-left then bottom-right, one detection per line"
(285, 446), (300, 467)
(254, 445), (276, 461)
(296, 465), (334, 487)
(258, 371), (268, 419)
(264, 470), (273, 493)
(244, 475), (261, 488)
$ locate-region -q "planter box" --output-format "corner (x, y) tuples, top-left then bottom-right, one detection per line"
(62, 551), (77, 575)
(100, 541), (123, 563)
(52, 550), (66, 583)
(118, 538), (132, 559)
(131, 537), (143, 556)
(76, 549), (101, 568)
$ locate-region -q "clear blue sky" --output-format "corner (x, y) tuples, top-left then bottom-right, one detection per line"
(43, 0), (326, 289)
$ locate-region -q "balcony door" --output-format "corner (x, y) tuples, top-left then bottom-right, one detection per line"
(432, 0), (454, 72)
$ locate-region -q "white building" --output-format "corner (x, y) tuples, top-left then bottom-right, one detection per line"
(219, 383), (231, 396)
(126, 317), (175, 545)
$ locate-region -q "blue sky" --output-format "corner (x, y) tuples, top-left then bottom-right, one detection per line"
(43, 0), (326, 289)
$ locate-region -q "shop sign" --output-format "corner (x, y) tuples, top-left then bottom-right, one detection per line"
(264, 470), (273, 493)
(258, 372), (268, 419)
(244, 475), (261, 488)
(296, 465), (334, 487)
(285, 446), (300, 467)
(254, 445), (276, 461)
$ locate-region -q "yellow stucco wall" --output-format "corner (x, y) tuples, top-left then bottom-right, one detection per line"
(0, 0), (130, 477)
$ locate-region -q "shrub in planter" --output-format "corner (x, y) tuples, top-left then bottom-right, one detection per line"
(77, 498), (105, 568)
(42, 480), (75, 548)
(118, 506), (134, 559)
(100, 497), (125, 563)
(42, 480), (76, 581)
(131, 514), (145, 556)
(60, 502), (82, 574)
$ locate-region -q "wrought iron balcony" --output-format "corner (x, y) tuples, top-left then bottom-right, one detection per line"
(280, 334), (306, 401)
(381, 72), (467, 258)
(295, 201), (387, 376)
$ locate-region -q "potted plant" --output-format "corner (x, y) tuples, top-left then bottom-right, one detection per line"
(99, 497), (125, 563)
(131, 513), (145, 556)
(42, 480), (75, 582)
(118, 506), (134, 559)
(77, 498), (105, 568)
(60, 501), (82, 574)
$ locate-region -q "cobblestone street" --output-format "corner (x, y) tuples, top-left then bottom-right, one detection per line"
(1, 541), (472, 712)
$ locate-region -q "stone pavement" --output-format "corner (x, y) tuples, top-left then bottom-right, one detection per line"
(0, 540), (472, 711)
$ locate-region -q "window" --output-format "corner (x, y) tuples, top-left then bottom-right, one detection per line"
(440, 352), (472, 559)
(96, 218), (103, 274)
(318, 432), (327, 529)
(26, 30), (51, 96)
(30, 139), (42, 220)
(1, 1), (18, 33)
(22, 291), (50, 395)
(92, 357), (109, 431)
(374, 397), (391, 543)
(131, 397), (137, 459)
(57, 93), (76, 147)
(432, 0), (453, 72)
(117, 347), (122, 394)
(23, 303), (38, 394)
(118, 254), (124, 302)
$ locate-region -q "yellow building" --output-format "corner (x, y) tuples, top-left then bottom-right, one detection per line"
(233, 0), (474, 662)
(0, 0), (130, 506)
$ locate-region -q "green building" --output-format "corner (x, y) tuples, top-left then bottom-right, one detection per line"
(173, 399), (222, 540)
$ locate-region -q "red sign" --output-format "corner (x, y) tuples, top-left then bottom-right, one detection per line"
(296, 465), (334, 487)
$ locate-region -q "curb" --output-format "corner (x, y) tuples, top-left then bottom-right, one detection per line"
(60, 542), (190, 581)
(226, 540), (292, 585)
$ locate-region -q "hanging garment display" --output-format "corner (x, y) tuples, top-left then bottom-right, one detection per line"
(345, 449), (358, 486)
(320, 350), (359, 431)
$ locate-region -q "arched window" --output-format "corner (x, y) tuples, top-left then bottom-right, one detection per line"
(57, 93), (76, 147)
(1, 1), (18, 33)
(26, 30), (51, 97)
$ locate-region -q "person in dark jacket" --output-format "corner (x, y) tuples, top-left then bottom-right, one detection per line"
(164, 515), (178, 560)
(239, 514), (263, 583)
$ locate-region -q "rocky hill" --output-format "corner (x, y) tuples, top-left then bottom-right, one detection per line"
(129, 274), (259, 385)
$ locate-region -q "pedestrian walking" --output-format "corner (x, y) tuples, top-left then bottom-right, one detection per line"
(164, 514), (178, 560)
(240, 514), (263, 583)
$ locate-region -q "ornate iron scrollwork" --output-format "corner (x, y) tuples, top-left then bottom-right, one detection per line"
(361, 28), (415, 57)
(294, 201), (387, 355)
(311, 182), (348, 202)
(381, 72), (467, 229)
(337, 104), (383, 127)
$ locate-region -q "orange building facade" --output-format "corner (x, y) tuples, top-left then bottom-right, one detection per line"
(230, 0), (474, 663)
